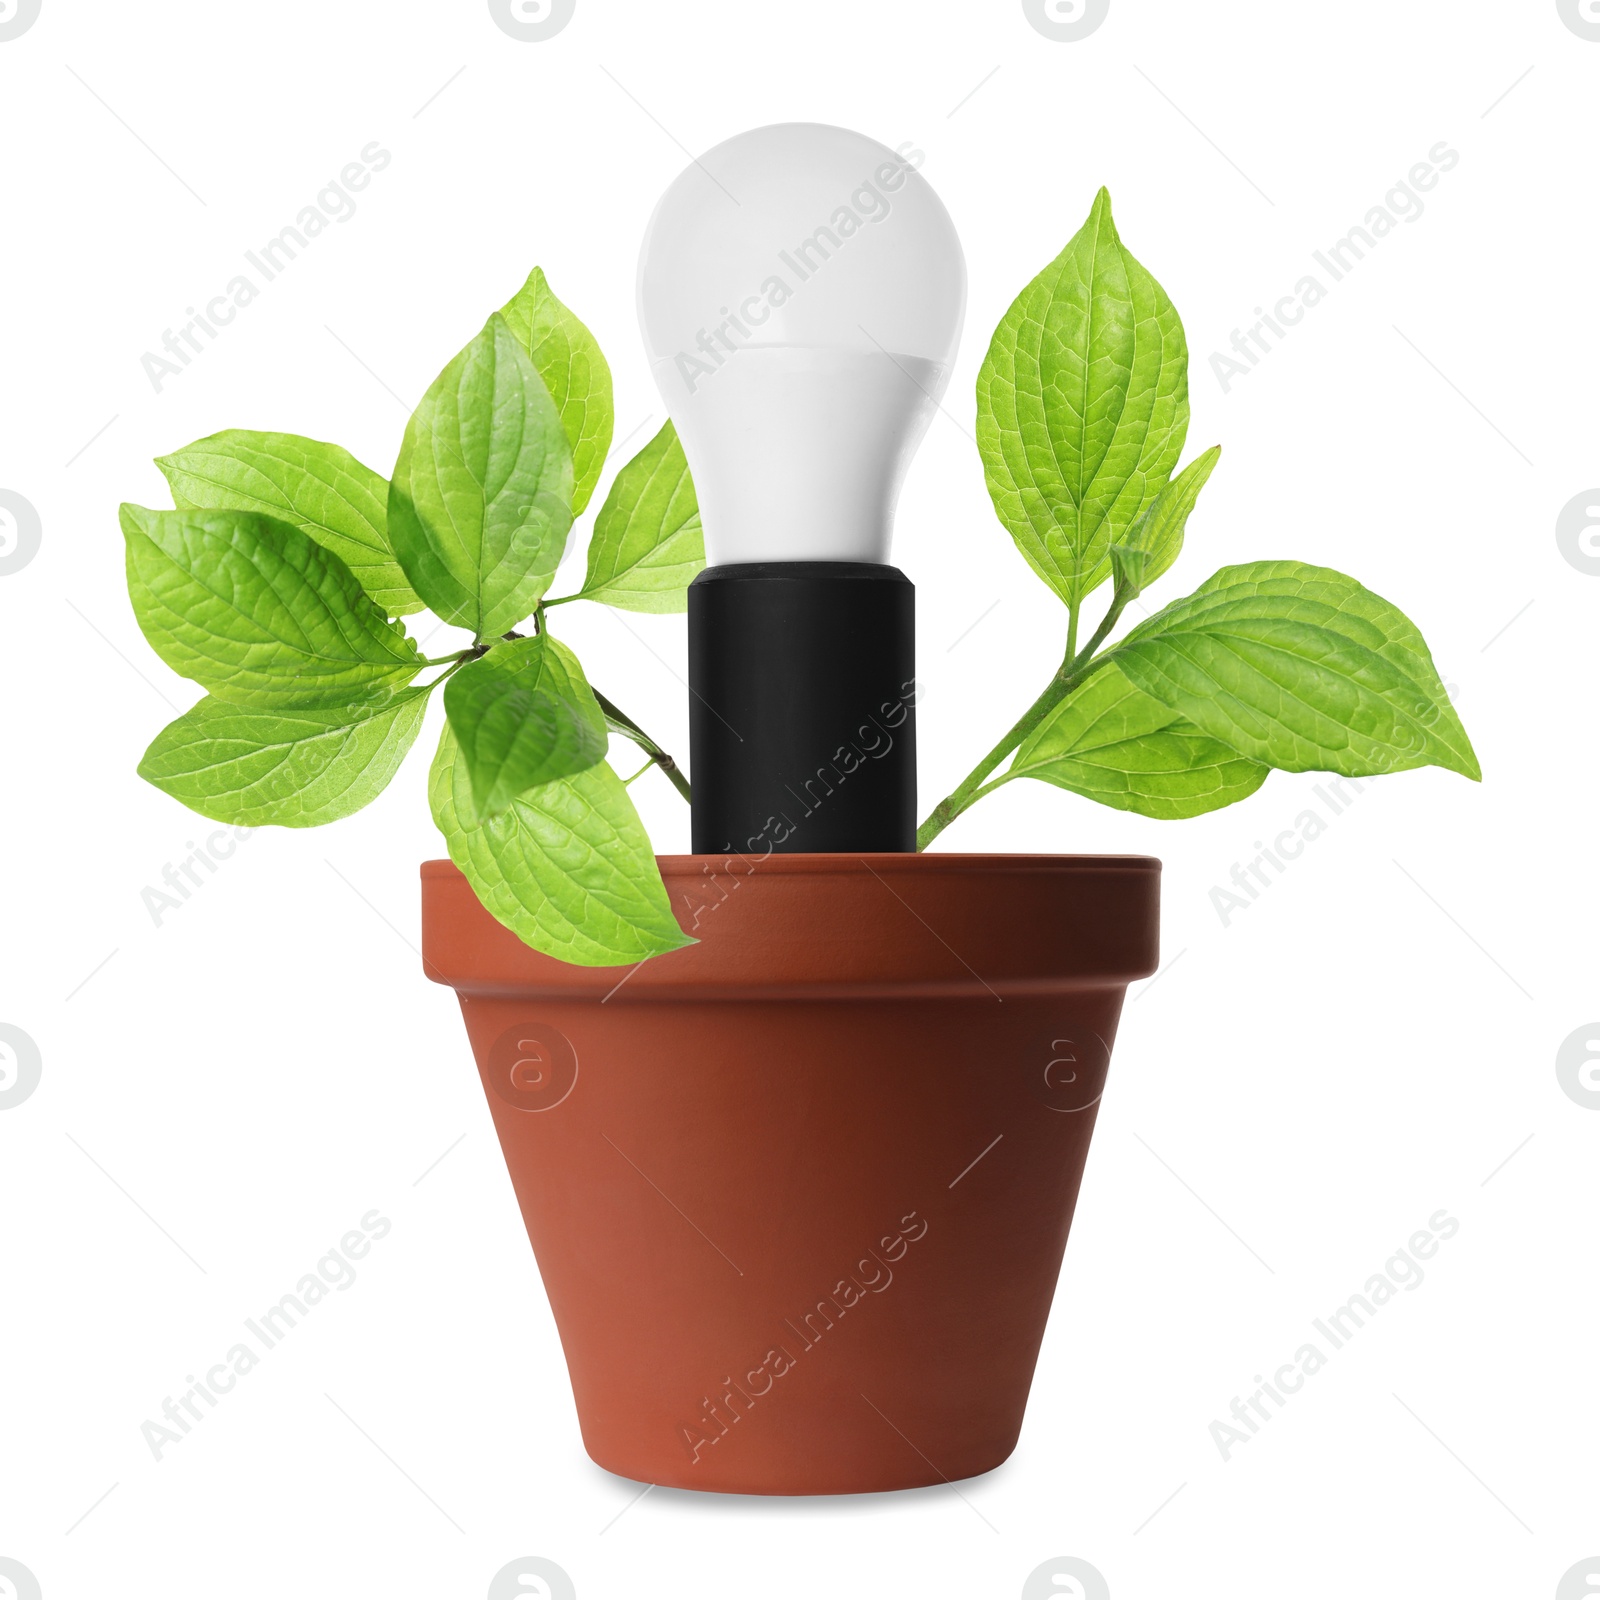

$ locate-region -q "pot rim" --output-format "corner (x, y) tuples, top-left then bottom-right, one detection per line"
(421, 854), (1161, 1000)
(421, 851), (1159, 880)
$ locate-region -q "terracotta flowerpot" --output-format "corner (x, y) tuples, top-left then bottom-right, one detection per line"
(422, 852), (1158, 1496)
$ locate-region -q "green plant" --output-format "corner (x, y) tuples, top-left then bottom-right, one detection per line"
(917, 188), (1476, 847)
(124, 268), (703, 966)
(122, 193), (1476, 968)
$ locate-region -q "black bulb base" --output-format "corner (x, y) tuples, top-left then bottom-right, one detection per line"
(687, 562), (916, 855)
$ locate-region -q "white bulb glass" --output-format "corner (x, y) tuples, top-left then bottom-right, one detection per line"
(637, 122), (966, 566)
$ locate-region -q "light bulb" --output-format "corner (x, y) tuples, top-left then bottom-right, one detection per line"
(637, 122), (966, 565)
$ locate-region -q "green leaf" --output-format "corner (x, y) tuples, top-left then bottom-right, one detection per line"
(1108, 543), (1149, 602)
(577, 421), (704, 612)
(497, 267), (614, 515)
(443, 635), (607, 816)
(1109, 560), (1481, 781)
(157, 430), (425, 617)
(430, 723), (692, 966)
(977, 187), (1189, 609)
(1125, 444), (1221, 590)
(1011, 661), (1268, 818)
(388, 314), (575, 639)
(137, 687), (430, 827)
(122, 504), (423, 705)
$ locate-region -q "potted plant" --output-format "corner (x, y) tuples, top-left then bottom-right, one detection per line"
(121, 191), (1476, 1496)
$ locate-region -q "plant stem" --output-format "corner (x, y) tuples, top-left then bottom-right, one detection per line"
(592, 689), (692, 805)
(915, 593), (1129, 850)
(420, 655), (472, 691)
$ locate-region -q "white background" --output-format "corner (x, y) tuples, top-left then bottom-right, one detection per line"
(2, 2), (1596, 1597)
